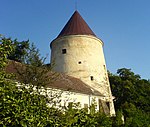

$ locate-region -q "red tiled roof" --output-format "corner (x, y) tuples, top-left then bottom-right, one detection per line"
(57, 11), (96, 38)
(5, 60), (103, 96)
(47, 73), (103, 96)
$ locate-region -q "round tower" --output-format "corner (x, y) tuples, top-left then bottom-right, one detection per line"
(51, 11), (109, 95)
(50, 11), (115, 115)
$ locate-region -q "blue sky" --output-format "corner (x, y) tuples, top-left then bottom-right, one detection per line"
(1, 0), (150, 79)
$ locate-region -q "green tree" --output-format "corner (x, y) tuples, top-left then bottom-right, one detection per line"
(61, 103), (112, 127)
(109, 68), (150, 126)
(0, 36), (14, 68)
(0, 36), (62, 126)
(11, 43), (61, 105)
(5, 37), (30, 63)
(3, 36), (150, 126)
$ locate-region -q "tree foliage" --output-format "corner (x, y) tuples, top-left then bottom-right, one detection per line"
(0, 36), (61, 126)
(6, 38), (29, 63)
(109, 68), (150, 127)
(62, 108), (112, 127)
(1, 36), (150, 126)
(0, 36), (14, 69)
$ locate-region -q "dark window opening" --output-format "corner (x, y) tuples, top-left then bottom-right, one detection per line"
(78, 61), (82, 64)
(103, 65), (106, 70)
(90, 76), (94, 81)
(62, 49), (66, 54)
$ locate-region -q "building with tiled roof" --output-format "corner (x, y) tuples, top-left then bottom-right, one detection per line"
(6, 11), (115, 116)
(6, 60), (110, 115)
(50, 11), (115, 116)
(5, 60), (102, 97)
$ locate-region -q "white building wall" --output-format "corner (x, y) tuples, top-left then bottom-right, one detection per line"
(45, 88), (115, 116)
(16, 83), (115, 116)
(60, 91), (97, 109)
(46, 88), (103, 112)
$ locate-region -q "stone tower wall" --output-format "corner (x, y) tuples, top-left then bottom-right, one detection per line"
(51, 35), (111, 96)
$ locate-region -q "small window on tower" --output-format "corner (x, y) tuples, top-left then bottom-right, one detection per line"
(103, 65), (106, 70)
(78, 61), (82, 64)
(62, 49), (66, 54)
(90, 76), (94, 81)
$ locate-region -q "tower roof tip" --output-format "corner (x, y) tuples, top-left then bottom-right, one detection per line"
(57, 10), (96, 38)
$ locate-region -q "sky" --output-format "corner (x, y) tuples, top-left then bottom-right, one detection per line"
(1, 0), (150, 79)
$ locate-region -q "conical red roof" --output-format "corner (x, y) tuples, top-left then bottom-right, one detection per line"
(57, 11), (96, 38)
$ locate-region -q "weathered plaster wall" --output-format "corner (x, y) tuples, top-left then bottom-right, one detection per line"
(46, 88), (115, 116)
(51, 35), (108, 95)
(50, 35), (115, 116)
